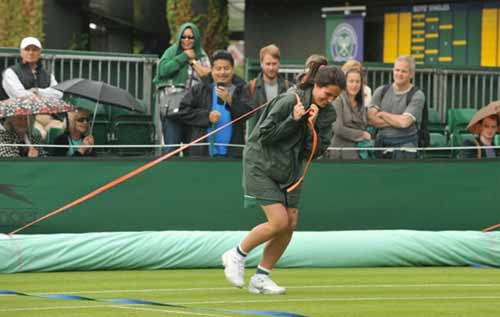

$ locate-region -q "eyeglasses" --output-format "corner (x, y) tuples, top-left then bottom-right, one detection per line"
(181, 36), (195, 40)
(76, 117), (89, 123)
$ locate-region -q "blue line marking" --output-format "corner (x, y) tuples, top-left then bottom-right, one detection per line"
(0, 289), (308, 317)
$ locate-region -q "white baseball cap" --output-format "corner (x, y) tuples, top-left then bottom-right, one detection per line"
(20, 37), (42, 50)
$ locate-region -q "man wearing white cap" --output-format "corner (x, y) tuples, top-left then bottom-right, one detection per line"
(0, 36), (64, 138)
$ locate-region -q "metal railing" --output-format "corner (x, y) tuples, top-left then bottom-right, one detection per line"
(246, 60), (500, 123)
(0, 48), (157, 113)
(2, 48), (499, 157)
(0, 48), (162, 155)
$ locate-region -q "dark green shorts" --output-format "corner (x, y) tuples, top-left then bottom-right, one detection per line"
(243, 160), (302, 209)
(243, 193), (299, 209)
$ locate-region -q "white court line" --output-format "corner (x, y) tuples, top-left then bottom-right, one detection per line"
(112, 305), (233, 317)
(178, 295), (500, 305)
(1, 295), (500, 313)
(13, 283), (500, 295)
(0, 302), (231, 316)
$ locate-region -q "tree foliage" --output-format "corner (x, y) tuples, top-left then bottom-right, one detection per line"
(166, 0), (228, 56)
(166, 0), (196, 44)
(203, 0), (229, 56)
(0, 0), (44, 48)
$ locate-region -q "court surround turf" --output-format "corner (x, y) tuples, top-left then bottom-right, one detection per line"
(1, 267), (500, 317)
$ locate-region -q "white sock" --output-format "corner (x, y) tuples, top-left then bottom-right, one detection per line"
(256, 265), (271, 276)
(236, 243), (248, 257)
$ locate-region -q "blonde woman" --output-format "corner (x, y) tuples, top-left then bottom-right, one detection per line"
(53, 109), (95, 156)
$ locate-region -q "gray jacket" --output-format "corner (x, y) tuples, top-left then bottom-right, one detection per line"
(327, 92), (368, 160)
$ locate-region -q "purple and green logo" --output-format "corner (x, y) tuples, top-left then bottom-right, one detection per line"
(330, 22), (358, 62)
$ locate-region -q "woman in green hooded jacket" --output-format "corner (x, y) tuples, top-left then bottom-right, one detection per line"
(153, 23), (210, 153)
(222, 65), (346, 294)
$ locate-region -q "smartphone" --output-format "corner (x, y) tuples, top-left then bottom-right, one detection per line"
(216, 82), (226, 104)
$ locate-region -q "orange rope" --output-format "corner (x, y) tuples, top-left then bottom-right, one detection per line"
(7, 101), (270, 236)
(482, 223), (500, 232)
(287, 112), (317, 193)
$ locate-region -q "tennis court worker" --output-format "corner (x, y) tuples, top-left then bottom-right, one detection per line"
(222, 65), (345, 294)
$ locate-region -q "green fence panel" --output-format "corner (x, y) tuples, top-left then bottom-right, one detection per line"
(0, 158), (498, 234)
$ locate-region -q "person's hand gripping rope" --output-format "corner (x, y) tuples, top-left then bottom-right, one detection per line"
(292, 94), (319, 123)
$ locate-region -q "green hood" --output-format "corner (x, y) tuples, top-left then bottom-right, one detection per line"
(171, 22), (204, 58)
(153, 23), (206, 88)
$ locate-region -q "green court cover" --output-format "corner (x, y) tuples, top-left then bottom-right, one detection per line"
(1, 230), (498, 273)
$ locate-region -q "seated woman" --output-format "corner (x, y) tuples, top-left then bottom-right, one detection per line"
(177, 50), (250, 157)
(0, 115), (46, 157)
(53, 109), (96, 156)
(341, 59), (372, 106)
(326, 67), (372, 160)
(460, 114), (499, 159)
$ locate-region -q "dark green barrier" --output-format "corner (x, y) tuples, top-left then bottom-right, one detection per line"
(0, 158), (497, 234)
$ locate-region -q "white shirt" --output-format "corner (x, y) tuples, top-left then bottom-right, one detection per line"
(2, 68), (63, 99)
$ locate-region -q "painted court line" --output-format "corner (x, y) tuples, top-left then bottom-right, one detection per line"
(13, 283), (500, 295)
(0, 304), (231, 316)
(2, 295), (500, 314)
(112, 305), (233, 317)
(290, 283), (500, 289)
(178, 295), (500, 306)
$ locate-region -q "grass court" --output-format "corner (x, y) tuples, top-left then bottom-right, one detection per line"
(1, 267), (500, 317)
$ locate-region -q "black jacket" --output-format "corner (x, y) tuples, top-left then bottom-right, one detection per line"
(0, 60), (51, 100)
(178, 75), (250, 157)
(53, 132), (97, 157)
(460, 137), (499, 159)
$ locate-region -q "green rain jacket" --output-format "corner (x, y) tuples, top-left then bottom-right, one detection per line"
(153, 23), (207, 88)
(243, 87), (335, 200)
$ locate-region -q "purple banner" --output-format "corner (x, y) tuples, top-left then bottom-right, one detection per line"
(326, 13), (364, 62)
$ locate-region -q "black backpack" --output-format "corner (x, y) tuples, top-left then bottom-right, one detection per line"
(379, 84), (429, 147)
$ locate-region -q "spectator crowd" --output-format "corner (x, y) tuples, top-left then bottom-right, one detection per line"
(0, 30), (498, 160)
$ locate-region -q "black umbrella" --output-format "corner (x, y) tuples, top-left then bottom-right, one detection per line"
(53, 78), (143, 112)
(53, 78), (144, 134)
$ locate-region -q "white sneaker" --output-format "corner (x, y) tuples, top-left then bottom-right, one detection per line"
(248, 274), (286, 295)
(221, 249), (245, 288)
